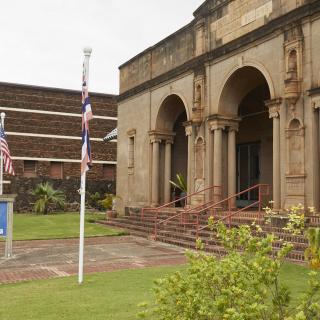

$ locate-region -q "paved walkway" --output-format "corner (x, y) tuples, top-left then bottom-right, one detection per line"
(0, 236), (186, 284)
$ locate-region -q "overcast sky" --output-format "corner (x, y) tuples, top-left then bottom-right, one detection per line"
(0, 0), (204, 94)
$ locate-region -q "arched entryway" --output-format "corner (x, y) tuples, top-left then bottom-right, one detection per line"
(214, 66), (280, 208)
(150, 94), (188, 205)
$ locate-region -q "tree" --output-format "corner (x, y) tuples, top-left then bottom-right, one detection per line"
(32, 182), (65, 214)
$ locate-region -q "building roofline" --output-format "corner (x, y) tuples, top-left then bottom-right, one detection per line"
(118, 20), (195, 70)
(118, 1), (320, 102)
(0, 81), (118, 98)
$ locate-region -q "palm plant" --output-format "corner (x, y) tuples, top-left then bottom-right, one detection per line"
(32, 182), (65, 214)
(169, 173), (187, 193)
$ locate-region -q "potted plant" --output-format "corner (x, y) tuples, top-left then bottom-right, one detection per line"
(169, 173), (187, 207)
(99, 194), (118, 219)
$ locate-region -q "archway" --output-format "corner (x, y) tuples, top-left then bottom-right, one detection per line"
(152, 94), (188, 205)
(217, 66), (273, 206)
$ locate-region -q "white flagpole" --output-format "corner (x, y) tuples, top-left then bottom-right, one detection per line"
(78, 47), (92, 284)
(0, 112), (5, 196)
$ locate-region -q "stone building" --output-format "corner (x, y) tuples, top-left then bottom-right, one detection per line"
(0, 82), (117, 211)
(117, 0), (320, 214)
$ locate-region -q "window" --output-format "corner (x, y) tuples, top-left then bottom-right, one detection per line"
(128, 136), (135, 168)
(103, 164), (116, 181)
(23, 160), (37, 178)
(50, 162), (63, 179)
(127, 129), (136, 175)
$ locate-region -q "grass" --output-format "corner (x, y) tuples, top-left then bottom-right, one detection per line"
(9, 212), (126, 241)
(0, 265), (185, 320)
(0, 263), (317, 320)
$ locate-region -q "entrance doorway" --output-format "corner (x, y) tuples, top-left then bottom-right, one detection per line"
(237, 143), (261, 206)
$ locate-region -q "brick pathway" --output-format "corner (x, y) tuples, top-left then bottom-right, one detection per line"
(0, 236), (186, 284)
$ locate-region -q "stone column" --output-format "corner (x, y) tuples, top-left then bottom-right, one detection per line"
(228, 127), (237, 208)
(267, 99), (281, 210)
(185, 124), (194, 196)
(164, 140), (173, 203)
(212, 125), (224, 200)
(151, 139), (161, 206)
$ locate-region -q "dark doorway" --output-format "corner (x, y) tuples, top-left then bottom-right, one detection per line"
(237, 143), (261, 205)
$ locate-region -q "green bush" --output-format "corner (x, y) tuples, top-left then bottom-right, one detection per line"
(139, 222), (320, 320)
(87, 192), (103, 211)
(32, 182), (65, 215)
(99, 194), (117, 210)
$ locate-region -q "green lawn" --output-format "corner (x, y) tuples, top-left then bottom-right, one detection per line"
(9, 212), (126, 240)
(0, 263), (315, 320)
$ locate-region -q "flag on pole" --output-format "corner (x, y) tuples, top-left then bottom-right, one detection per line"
(0, 125), (14, 175)
(81, 64), (93, 175)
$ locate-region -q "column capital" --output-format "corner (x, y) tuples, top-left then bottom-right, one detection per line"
(268, 106), (280, 119)
(149, 130), (175, 143)
(227, 124), (239, 132)
(264, 98), (282, 107)
(265, 98), (282, 118)
(150, 138), (161, 144)
(312, 97), (320, 110)
(207, 114), (240, 132)
(165, 139), (174, 144)
(210, 123), (225, 131)
(185, 125), (193, 136)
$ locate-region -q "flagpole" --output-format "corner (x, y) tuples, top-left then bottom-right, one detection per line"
(0, 113), (5, 196)
(78, 47), (92, 284)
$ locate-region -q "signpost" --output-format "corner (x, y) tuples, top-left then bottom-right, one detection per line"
(0, 195), (15, 258)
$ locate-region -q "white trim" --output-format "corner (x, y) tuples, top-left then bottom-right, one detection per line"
(11, 156), (117, 165)
(6, 131), (117, 143)
(0, 106), (117, 121)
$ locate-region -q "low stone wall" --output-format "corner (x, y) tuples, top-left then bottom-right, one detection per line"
(4, 177), (115, 212)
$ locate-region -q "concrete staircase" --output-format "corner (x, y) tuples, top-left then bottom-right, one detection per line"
(98, 207), (319, 263)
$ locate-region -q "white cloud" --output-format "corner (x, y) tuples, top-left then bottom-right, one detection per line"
(0, 0), (204, 94)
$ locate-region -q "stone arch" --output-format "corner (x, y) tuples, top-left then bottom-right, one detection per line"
(153, 93), (189, 204)
(213, 63), (275, 205)
(155, 93), (189, 131)
(289, 118), (301, 129)
(218, 64), (274, 115)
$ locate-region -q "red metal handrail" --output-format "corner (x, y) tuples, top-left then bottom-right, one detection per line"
(141, 185), (222, 221)
(154, 184), (270, 240)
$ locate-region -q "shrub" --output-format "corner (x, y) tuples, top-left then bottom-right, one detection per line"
(32, 182), (65, 215)
(87, 192), (103, 211)
(139, 222), (320, 320)
(99, 194), (117, 210)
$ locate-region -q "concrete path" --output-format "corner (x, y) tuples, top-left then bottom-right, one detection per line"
(0, 236), (186, 284)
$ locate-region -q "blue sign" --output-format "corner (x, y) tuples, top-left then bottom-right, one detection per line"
(0, 202), (8, 237)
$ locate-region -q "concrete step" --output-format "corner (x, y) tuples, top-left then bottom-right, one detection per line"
(99, 212), (311, 262)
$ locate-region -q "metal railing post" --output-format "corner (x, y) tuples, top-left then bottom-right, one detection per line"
(258, 186), (261, 221)
(154, 211), (158, 241)
(196, 214), (199, 239)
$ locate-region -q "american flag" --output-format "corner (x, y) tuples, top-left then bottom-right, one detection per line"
(81, 63), (93, 175)
(0, 126), (14, 175)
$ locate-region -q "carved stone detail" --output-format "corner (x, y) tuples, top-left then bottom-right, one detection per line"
(283, 25), (303, 107)
(193, 73), (205, 125)
(185, 124), (193, 137)
(284, 117), (306, 208)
